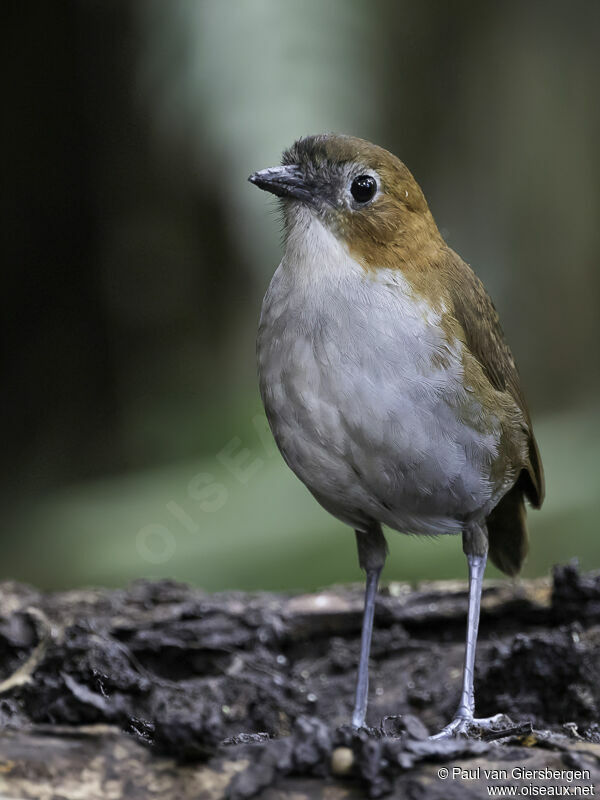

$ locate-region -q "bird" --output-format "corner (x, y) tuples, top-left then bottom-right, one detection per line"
(249, 134), (544, 737)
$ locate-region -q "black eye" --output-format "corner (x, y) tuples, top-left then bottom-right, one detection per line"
(350, 175), (377, 204)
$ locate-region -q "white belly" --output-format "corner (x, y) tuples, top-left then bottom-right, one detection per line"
(257, 218), (501, 536)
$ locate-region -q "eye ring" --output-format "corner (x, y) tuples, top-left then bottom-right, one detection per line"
(350, 175), (377, 204)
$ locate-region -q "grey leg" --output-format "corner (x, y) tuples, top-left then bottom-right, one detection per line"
(432, 524), (504, 738)
(352, 524), (387, 729)
(352, 565), (382, 727)
(456, 549), (486, 717)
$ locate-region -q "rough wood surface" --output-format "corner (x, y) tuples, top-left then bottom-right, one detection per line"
(0, 563), (598, 798)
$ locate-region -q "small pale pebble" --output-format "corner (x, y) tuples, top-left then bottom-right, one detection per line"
(331, 746), (354, 776)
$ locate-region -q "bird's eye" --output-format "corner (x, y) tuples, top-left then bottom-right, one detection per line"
(350, 175), (377, 204)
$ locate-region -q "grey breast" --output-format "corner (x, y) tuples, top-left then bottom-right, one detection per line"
(257, 259), (502, 537)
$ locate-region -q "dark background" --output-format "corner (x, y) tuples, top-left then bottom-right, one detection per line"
(3, 0), (599, 590)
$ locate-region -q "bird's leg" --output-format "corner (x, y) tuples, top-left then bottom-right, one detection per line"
(432, 524), (504, 738)
(352, 524), (387, 729)
(352, 566), (381, 728)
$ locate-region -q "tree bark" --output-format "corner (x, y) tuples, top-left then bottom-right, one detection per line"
(0, 563), (598, 798)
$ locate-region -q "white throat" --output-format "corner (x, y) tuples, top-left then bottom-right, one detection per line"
(282, 210), (364, 288)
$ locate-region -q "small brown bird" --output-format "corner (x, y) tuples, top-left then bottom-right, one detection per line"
(249, 134), (544, 736)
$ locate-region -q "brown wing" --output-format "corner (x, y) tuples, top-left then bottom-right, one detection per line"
(446, 252), (545, 510)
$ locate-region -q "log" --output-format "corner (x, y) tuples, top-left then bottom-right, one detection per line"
(0, 563), (598, 798)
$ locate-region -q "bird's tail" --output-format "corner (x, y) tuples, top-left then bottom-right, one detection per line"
(486, 481), (528, 576)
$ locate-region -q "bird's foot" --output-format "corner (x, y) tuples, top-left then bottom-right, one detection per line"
(430, 713), (508, 739)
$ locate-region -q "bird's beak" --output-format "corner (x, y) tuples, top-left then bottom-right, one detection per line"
(248, 166), (314, 203)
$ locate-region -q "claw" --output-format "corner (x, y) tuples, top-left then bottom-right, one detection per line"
(431, 713), (508, 739)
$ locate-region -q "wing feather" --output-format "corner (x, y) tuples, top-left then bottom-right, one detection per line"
(446, 253), (545, 508)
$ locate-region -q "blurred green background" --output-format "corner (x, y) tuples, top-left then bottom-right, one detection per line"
(3, 1), (599, 591)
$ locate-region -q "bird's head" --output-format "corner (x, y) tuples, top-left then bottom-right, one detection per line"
(249, 134), (442, 270)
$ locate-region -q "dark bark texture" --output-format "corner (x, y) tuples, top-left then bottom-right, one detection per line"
(0, 563), (599, 798)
